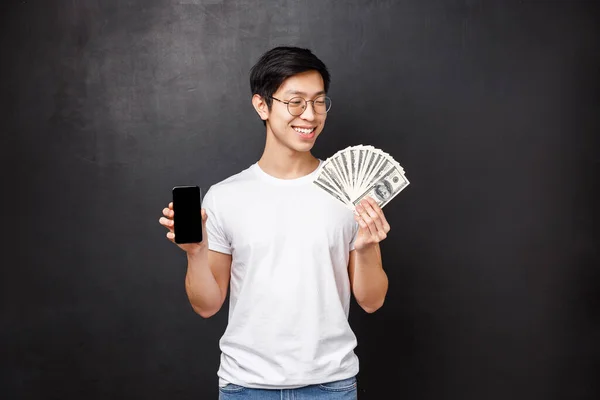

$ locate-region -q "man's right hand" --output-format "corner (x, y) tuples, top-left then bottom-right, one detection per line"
(159, 202), (208, 254)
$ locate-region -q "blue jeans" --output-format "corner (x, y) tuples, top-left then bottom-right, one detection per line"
(218, 376), (357, 399)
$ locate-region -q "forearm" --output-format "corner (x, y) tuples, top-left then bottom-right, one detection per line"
(352, 244), (388, 313)
(185, 245), (223, 317)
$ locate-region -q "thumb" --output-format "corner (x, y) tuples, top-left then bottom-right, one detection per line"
(201, 208), (208, 238)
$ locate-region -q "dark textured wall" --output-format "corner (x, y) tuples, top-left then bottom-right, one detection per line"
(1, 1), (598, 399)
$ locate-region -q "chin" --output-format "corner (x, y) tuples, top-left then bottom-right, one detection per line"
(290, 142), (316, 153)
(296, 134), (320, 150)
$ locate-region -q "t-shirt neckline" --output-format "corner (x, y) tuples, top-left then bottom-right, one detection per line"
(252, 159), (323, 186)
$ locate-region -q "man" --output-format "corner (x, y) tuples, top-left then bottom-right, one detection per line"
(159, 46), (391, 399)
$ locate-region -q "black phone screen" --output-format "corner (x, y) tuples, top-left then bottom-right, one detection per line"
(172, 185), (203, 244)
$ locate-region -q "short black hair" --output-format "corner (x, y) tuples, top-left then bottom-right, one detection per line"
(249, 46), (331, 111)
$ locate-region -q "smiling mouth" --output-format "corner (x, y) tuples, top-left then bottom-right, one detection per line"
(293, 126), (316, 135)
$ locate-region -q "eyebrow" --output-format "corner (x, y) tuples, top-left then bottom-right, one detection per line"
(284, 90), (326, 96)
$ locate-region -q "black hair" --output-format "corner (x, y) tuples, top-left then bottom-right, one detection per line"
(249, 46), (330, 122)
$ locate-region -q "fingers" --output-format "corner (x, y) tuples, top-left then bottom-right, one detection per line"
(159, 203), (208, 250)
(160, 205), (208, 245)
(356, 200), (383, 232)
(160, 205), (174, 236)
(354, 212), (379, 243)
(365, 197), (390, 233)
(354, 197), (390, 242)
(159, 216), (174, 230)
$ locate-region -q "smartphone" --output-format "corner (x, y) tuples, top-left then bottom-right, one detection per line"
(172, 185), (203, 244)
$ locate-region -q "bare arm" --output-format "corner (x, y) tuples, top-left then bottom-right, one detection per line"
(185, 246), (231, 318)
(348, 245), (388, 313)
(349, 197), (391, 313)
(160, 203), (232, 318)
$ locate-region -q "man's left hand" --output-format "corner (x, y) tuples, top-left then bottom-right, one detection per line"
(353, 197), (391, 251)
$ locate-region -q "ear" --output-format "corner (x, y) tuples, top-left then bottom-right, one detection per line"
(252, 94), (269, 121)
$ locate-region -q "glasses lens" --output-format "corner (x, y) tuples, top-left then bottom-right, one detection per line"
(287, 97), (306, 116)
(313, 96), (331, 114)
(286, 96), (332, 116)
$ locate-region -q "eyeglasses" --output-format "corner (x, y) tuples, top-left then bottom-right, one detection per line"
(269, 95), (332, 116)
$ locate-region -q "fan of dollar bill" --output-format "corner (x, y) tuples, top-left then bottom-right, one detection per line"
(313, 145), (409, 211)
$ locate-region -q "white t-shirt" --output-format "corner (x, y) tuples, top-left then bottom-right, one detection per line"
(202, 160), (360, 389)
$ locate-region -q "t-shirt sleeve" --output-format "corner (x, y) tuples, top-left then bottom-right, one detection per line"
(202, 186), (232, 255)
(349, 220), (359, 251)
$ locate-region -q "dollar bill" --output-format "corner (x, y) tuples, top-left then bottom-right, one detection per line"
(314, 144), (410, 211)
(352, 164), (409, 208)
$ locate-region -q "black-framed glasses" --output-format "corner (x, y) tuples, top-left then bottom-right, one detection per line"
(270, 95), (332, 116)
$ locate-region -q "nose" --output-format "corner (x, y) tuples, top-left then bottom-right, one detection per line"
(300, 101), (316, 121)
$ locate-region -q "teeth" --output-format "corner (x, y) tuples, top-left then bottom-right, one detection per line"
(294, 127), (314, 134)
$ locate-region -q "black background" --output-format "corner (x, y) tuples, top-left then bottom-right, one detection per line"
(1, 1), (598, 399)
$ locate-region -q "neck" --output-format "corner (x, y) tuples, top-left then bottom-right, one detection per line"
(257, 129), (320, 179)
